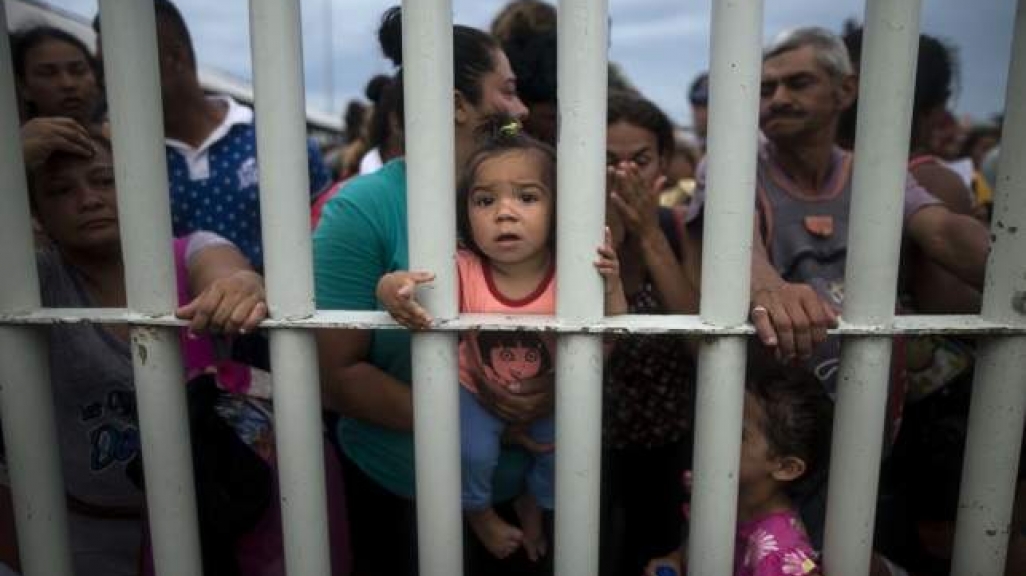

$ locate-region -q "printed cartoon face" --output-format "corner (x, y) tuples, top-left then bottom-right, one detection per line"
(489, 341), (544, 381)
(476, 331), (552, 384)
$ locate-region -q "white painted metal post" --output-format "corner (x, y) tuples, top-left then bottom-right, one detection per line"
(97, 1), (203, 575)
(400, 0), (464, 575)
(951, 0), (1026, 572)
(554, 1), (608, 575)
(823, 1), (922, 574)
(686, 1), (763, 574)
(0, 4), (73, 575)
(248, 1), (332, 575)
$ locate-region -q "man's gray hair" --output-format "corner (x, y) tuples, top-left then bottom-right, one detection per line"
(765, 27), (853, 80)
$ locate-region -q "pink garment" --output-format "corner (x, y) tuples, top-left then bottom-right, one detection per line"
(140, 237), (352, 576)
(310, 179), (348, 230)
(173, 237), (253, 393)
(456, 248), (557, 393)
(734, 510), (821, 576)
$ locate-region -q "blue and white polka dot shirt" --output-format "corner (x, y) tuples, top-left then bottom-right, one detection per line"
(166, 96), (331, 270)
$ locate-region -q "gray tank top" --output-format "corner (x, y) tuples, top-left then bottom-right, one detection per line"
(756, 147), (853, 394)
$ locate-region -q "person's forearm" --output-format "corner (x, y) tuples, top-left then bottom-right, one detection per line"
(912, 207), (989, 291)
(322, 362), (414, 431)
(605, 284), (629, 316)
(910, 257), (982, 314)
(944, 214), (989, 290)
(188, 244), (256, 296)
(638, 229), (699, 314)
(750, 237), (786, 296)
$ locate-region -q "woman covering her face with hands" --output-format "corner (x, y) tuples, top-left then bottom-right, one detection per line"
(599, 90), (702, 576)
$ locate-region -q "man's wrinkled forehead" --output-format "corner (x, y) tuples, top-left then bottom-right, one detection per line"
(762, 45), (826, 80)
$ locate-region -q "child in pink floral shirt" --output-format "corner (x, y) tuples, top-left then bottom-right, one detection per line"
(645, 366), (832, 576)
(735, 509), (818, 576)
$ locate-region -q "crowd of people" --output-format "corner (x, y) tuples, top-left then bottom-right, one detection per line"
(2, 0), (1020, 575)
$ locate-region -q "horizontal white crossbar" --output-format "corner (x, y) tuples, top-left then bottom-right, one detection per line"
(1, 308), (1024, 335)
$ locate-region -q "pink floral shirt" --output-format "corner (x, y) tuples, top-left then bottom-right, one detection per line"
(735, 510), (821, 576)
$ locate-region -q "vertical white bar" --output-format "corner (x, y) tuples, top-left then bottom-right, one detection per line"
(951, 338), (1026, 575)
(951, 0), (1026, 572)
(247, 1), (332, 575)
(823, 1), (922, 574)
(0, 5), (73, 572)
(555, 1), (607, 575)
(0, 2), (38, 314)
(99, 0), (177, 314)
(687, 1), (762, 574)
(98, 2), (204, 575)
(400, 0), (463, 575)
(0, 331), (71, 576)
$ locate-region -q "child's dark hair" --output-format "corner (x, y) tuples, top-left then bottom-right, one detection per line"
(746, 361), (833, 488)
(456, 116), (557, 258)
(377, 6), (502, 125)
(607, 89), (675, 158)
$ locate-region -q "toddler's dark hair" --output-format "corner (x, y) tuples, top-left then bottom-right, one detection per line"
(746, 361), (834, 488)
(456, 115), (557, 258)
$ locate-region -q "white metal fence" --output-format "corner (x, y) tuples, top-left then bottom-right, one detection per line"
(0, 0), (1024, 575)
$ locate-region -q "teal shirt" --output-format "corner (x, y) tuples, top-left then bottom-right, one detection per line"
(313, 159), (528, 500)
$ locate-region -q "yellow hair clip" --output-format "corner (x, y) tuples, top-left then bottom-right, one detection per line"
(499, 120), (521, 137)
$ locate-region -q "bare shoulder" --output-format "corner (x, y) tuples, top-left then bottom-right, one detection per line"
(911, 162), (972, 215)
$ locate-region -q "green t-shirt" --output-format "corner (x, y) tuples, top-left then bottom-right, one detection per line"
(313, 159), (528, 500)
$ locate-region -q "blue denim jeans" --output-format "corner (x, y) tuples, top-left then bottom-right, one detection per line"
(459, 385), (554, 511)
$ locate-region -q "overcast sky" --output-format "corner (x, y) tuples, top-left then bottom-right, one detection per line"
(36, 0), (1017, 127)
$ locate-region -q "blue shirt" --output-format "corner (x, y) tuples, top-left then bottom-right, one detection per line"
(167, 96), (331, 270)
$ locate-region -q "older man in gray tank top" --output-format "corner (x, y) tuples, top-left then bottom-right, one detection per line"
(687, 27), (989, 389)
(684, 28), (991, 575)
